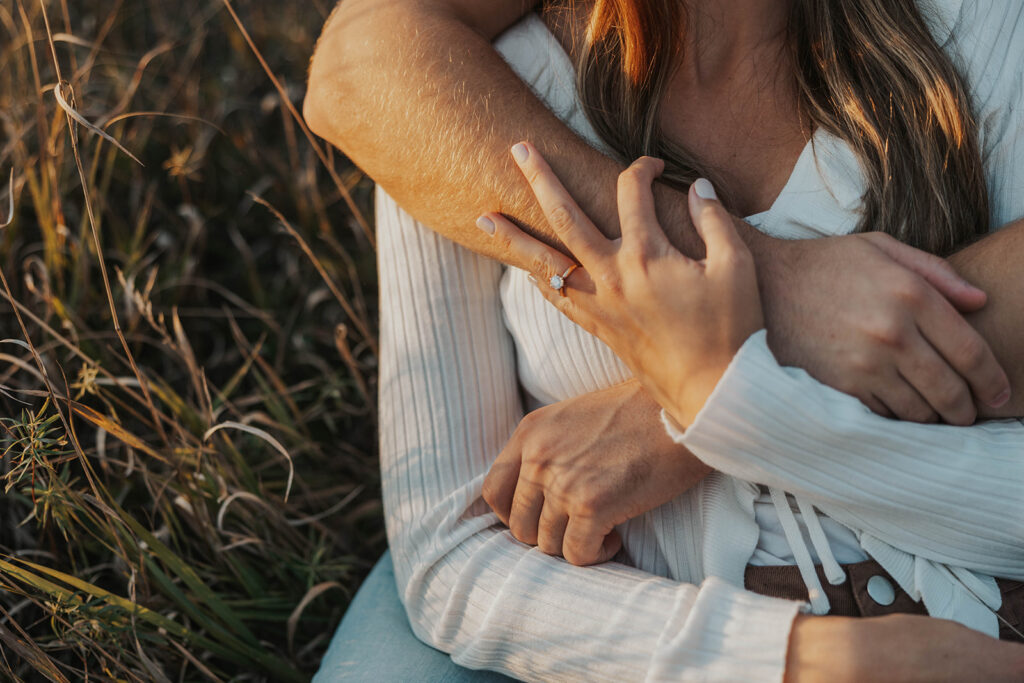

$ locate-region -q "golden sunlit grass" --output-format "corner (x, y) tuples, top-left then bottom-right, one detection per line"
(0, 0), (381, 679)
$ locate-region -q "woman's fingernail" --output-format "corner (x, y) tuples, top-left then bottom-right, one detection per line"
(511, 143), (529, 164)
(476, 216), (495, 235)
(527, 274), (538, 285)
(989, 388), (1012, 408)
(694, 178), (717, 200)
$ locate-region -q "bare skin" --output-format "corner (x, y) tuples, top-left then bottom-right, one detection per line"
(305, 0), (1015, 423)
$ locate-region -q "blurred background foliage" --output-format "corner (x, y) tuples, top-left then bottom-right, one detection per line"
(0, 0), (383, 679)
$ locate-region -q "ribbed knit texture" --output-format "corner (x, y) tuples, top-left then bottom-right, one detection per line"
(377, 2), (1024, 679)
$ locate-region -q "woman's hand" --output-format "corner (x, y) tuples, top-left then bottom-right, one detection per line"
(477, 142), (763, 427)
(785, 614), (1024, 682)
(482, 380), (712, 566)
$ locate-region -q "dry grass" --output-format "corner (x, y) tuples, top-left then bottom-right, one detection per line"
(0, 0), (382, 680)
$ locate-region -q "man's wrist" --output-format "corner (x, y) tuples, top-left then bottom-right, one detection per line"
(739, 221), (786, 285)
(742, 227), (799, 347)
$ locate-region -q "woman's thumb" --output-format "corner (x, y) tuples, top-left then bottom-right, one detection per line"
(688, 179), (744, 262)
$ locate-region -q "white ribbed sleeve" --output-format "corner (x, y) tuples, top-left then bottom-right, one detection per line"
(675, 331), (1024, 580)
(377, 192), (803, 682)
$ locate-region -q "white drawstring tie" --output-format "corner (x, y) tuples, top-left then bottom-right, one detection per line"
(769, 487), (846, 615)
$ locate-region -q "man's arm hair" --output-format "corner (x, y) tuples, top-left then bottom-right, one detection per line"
(304, 0), (706, 270)
(951, 220), (1024, 417)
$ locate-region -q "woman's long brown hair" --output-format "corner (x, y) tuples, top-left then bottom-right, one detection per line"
(557, 0), (988, 255)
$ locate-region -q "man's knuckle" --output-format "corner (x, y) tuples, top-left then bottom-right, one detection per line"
(910, 409), (935, 424)
(947, 403), (977, 426)
(537, 531), (561, 556)
(564, 540), (597, 566)
(849, 351), (879, 374)
(509, 520), (536, 545)
(893, 277), (928, 306)
(580, 491), (608, 515)
(868, 326), (899, 349)
(867, 318), (907, 349)
(914, 405), (938, 423)
(941, 384), (974, 411)
(902, 402), (935, 424)
(521, 456), (546, 480)
(955, 335), (989, 371)
(933, 385), (970, 417)
(570, 497), (599, 519)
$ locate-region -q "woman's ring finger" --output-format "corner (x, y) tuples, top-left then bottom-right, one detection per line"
(549, 264), (579, 297)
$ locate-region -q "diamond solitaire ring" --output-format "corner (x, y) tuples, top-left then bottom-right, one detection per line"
(548, 264), (579, 296)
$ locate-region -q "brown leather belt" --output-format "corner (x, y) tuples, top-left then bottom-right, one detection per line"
(745, 559), (1024, 643)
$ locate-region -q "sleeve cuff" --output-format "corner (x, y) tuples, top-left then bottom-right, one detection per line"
(659, 329), (778, 447)
(649, 576), (803, 683)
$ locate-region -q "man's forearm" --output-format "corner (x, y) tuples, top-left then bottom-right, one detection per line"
(304, 0), (706, 268)
(951, 220), (1024, 418)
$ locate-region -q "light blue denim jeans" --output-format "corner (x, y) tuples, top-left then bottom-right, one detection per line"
(314, 551), (516, 682)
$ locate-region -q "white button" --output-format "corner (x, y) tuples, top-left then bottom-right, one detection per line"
(866, 575), (896, 606)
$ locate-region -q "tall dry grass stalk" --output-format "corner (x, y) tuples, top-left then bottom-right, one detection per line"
(0, 0), (381, 679)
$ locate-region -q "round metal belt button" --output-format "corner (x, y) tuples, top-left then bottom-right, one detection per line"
(866, 575), (896, 606)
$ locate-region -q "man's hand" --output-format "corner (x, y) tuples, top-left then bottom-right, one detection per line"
(482, 380), (711, 566)
(752, 230), (1011, 425)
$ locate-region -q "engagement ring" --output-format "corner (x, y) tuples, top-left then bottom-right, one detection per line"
(549, 265), (578, 296)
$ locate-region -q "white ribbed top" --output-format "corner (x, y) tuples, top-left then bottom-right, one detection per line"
(378, 2), (1024, 680)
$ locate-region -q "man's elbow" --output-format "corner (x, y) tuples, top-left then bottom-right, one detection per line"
(303, 1), (369, 143)
(302, 79), (331, 142)
(304, 31), (344, 142)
